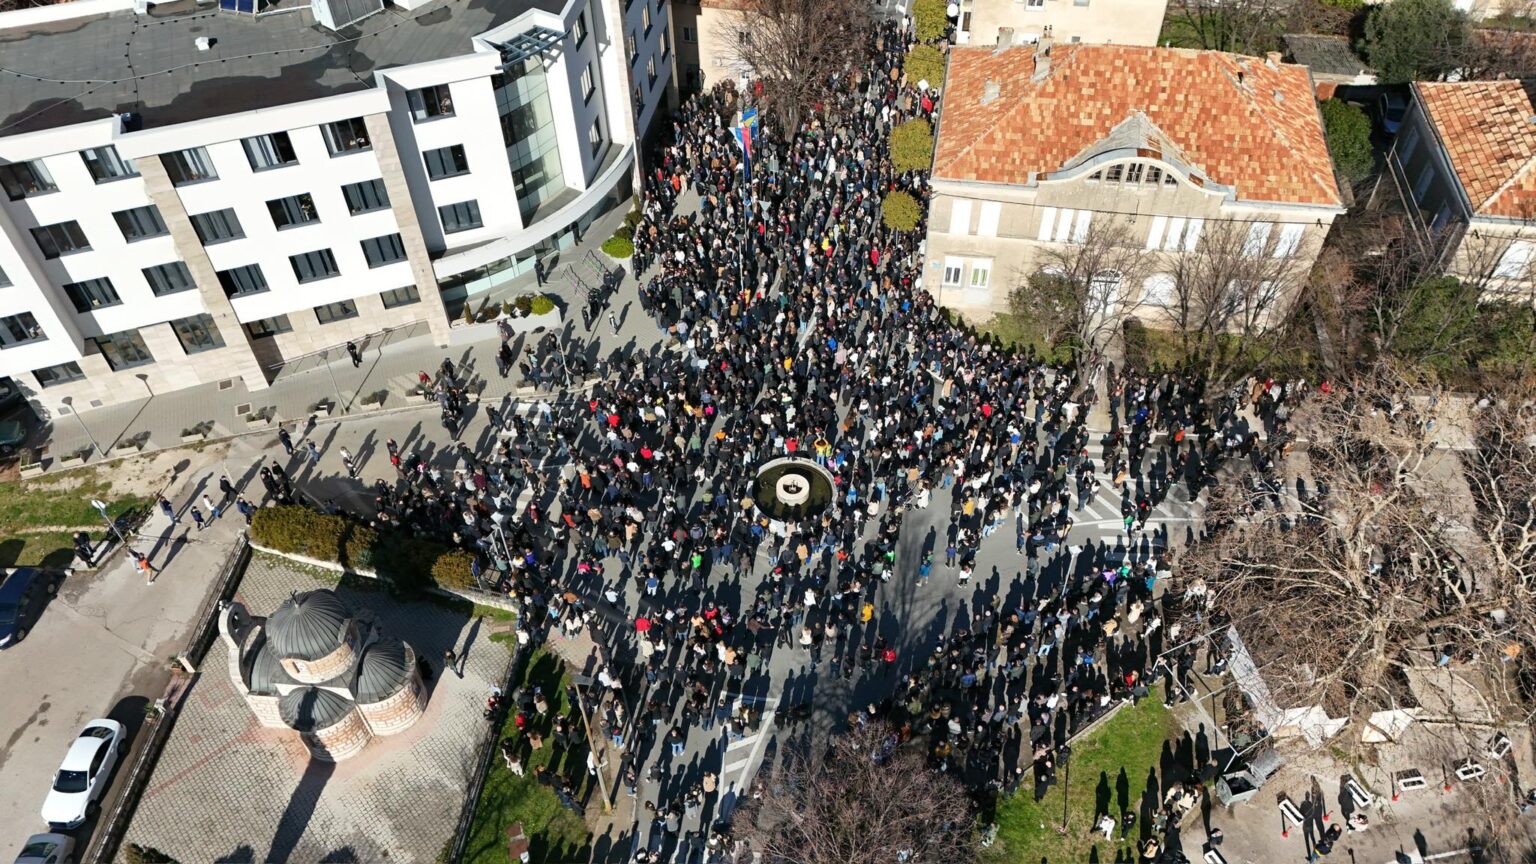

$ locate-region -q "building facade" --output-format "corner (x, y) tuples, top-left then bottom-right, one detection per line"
(951, 0), (1168, 48)
(1381, 80), (1536, 299)
(925, 43), (1344, 323)
(0, 0), (673, 415)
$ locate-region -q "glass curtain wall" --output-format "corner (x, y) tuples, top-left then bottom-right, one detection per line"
(493, 58), (567, 224)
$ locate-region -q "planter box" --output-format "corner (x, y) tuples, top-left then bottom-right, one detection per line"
(310, 402), (334, 417)
(505, 308), (562, 335)
(19, 462), (43, 478)
(358, 398), (386, 413)
(245, 415), (274, 430)
(180, 432), (207, 444)
(58, 449), (88, 466)
(113, 438), (146, 454)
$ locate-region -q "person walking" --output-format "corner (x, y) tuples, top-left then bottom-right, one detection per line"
(444, 647), (462, 678)
(133, 551), (158, 585)
(339, 446), (357, 478)
(236, 496), (255, 525)
(278, 426), (294, 456)
(219, 474), (236, 503)
(158, 496), (176, 524)
(306, 440), (322, 467)
(190, 506), (206, 531)
(608, 310), (620, 335)
(346, 340), (363, 368)
(202, 493), (221, 521)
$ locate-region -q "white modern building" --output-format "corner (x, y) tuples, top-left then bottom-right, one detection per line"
(0, 0), (673, 415)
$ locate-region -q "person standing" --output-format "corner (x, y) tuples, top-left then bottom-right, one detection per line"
(339, 446), (357, 478)
(133, 551), (158, 585)
(236, 496), (255, 525)
(608, 310), (620, 335)
(444, 647), (462, 678)
(278, 426), (294, 456)
(158, 496), (176, 524)
(202, 493), (221, 521)
(190, 506), (206, 531)
(534, 258), (547, 287)
(306, 440), (322, 467)
(218, 474), (236, 503)
(346, 340), (362, 368)
(73, 531), (94, 567)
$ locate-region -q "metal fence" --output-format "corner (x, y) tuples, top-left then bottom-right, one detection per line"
(84, 534), (251, 864)
(448, 641), (533, 863)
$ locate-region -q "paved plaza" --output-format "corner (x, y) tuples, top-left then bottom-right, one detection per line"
(119, 553), (509, 864)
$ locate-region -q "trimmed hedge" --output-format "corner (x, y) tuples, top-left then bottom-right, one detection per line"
(601, 235), (634, 259)
(882, 190), (922, 232)
(912, 0), (948, 41)
(529, 295), (556, 315)
(250, 504), (467, 596)
(890, 118), (935, 174)
(905, 44), (946, 88)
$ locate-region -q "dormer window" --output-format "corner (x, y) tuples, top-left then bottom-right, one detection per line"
(1126, 163), (1144, 184)
(1105, 164), (1124, 183)
(1088, 170), (1102, 183)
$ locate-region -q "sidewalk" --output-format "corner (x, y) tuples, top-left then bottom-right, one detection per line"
(35, 245), (661, 474)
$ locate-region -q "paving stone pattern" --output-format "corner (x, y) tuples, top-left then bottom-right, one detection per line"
(120, 553), (509, 864)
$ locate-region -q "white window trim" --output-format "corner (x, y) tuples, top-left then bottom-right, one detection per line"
(1273, 223), (1304, 259)
(977, 201), (1001, 238)
(1495, 241), (1533, 279)
(950, 199), (972, 235)
(942, 256), (964, 287)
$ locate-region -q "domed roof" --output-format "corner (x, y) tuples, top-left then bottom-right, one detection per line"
(278, 686), (354, 732)
(352, 638), (413, 703)
(266, 590), (351, 661)
(247, 639), (293, 696)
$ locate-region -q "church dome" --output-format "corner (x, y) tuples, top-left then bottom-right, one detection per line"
(352, 638), (412, 703)
(278, 686), (354, 733)
(267, 590), (351, 661)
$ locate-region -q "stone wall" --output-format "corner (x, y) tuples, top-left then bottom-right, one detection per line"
(357, 666), (427, 737)
(306, 708), (373, 762)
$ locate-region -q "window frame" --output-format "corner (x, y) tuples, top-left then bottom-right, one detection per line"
(112, 205), (168, 242)
(438, 200), (483, 234)
(216, 264), (269, 298)
(170, 313), (226, 354)
(244, 314), (293, 339)
(190, 208), (245, 245)
(267, 193), (320, 230)
(581, 64), (596, 102)
(143, 261), (196, 297)
(360, 233), (408, 268)
(314, 300), (360, 325)
(35, 361), (85, 388)
(31, 221), (90, 259)
(573, 10), (589, 45)
(241, 132), (299, 172)
(289, 248), (340, 284)
(1, 312), (45, 347)
(380, 285), (422, 309)
(0, 160), (57, 200)
(63, 277), (122, 313)
(423, 145), (471, 180)
(92, 329), (155, 371)
(80, 146), (138, 183)
(341, 178), (391, 215)
(321, 118), (372, 156)
(163, 147), (218, 186)
(408, 85), (455, 122)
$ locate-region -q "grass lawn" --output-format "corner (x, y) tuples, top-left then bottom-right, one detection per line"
(463, 649), (593, 864)
(0, 468), (151, 568)
(972, 312), (1077, 365)
(993, 692), (1179, 864)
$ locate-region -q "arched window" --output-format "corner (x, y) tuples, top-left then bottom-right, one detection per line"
(1142, 274), (1175, 306)
(1089, 270), (1123, 308)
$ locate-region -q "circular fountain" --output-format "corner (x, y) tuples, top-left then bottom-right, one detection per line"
(752, 457), (836, 522)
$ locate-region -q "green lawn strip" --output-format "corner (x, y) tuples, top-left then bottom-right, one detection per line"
(463, 649), (593, 864)
(0, 470), (151, 568)
(973, 313), (1076, 365)
(994, 692), (1178, 864)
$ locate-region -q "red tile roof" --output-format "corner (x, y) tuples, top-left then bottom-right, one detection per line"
(934, 44), (1342, 207)
(1415, 80), (1536, 219)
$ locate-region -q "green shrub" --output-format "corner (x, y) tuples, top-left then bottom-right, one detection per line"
(250, 505), (346, 562)
(1363, 0), (1470, 84)
(432, 549), (480, 590)
(342, 522), (378, 570)
(601, 235), (634, 259)
(1320, 99), (1374, 182)
(912, 0), (948, 41)
(623, 207), (642, 228)
(905, 44), (946, 87)
(529, 295), (556, 315)
(890, 118), (935, 174)
(514, 294), (533, 315)
(615, 223), (635, 241)
(881, 190), (921, 232)
(373, 531), (442, 595)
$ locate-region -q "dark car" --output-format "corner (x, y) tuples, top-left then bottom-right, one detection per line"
(0, 568), (59, 647)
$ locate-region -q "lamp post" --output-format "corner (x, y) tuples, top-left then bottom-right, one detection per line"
(59, 396), (100, 459)
(90, 497), (129, 547)
(320, 348), (346, 413)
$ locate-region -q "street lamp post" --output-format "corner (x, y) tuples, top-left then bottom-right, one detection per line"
(59, 396), (100, 459)
(320, 349), (346, 413)
(90, 498), (129, 547)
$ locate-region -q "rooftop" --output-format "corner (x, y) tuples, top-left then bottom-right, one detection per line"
(934, 44), (1342, 208)
(266, 588), (351, 661)
(1415, 80), (1536, 219)
(0, 0), (562, 137)
(1282, 34), (1374, 79)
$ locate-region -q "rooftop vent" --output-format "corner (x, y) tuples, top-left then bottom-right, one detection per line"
(1266, 51), (1283, 68)
(195, 36), (212, 51)
(981, 78), (1001, 105)
(1031, 35), (1054, 82)
(1273, 89), (1284, 104)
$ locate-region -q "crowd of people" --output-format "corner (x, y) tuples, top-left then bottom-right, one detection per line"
(250, 15), (1315, 863)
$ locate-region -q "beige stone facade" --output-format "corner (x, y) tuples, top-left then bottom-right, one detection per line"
(671, 0), (748, 93)
(305, 709), (374, 763)
(280, 627), (360, 685)
(956, 0), (1169, 49)
(356, 667), (428, 737)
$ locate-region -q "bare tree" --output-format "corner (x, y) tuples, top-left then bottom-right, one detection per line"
(1183, 369), (1535, 748)
(1163, 219), (1307, 390)
(737, 722), (977, 864)
(1171, 0), (1289, 54)
(716, 0), (873, 130)
(1017, 216), (1150, 376)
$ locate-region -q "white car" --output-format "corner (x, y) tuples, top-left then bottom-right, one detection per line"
(12, 834), (74, 864)
(40, 719), (125, 830)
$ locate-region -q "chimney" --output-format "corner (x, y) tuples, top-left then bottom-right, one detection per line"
(995, 27), (1014, 52)
(1266, 51), (1284, 68)
(980, 78), (1001, 105)
(1031, 35), (1053, 82)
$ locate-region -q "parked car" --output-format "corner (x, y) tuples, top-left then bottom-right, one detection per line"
(0, 377), (21, 414)
(41, 719), (125, 830)
(0, 568), (58, 647)
(1377, 90), (1408, 135)
(11, 834), (74, 864)
(0, 419), (25, 457)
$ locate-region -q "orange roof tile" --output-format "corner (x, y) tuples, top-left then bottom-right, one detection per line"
(933, 44), (1342, 208)
(1415, 80), (1536, 219)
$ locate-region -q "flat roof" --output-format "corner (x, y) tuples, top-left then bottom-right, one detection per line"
(0, 0), (561, 137)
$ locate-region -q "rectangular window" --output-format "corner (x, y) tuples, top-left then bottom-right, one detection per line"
(242, 132), (298, 171)
(267, 193), (319, 230)
(1397, 125), (1420, 167)
(942, 256), (963, 288)
(361, 233), (407, 267)
(244, 314), (292, 339)
(574, 11), (589, 45)
(408, 85), (455, 122)
(738, 30), (751, 45)
(31, 221), (90, 259)
(163, 147), (217, 185)
(1495, 241), (1533, 278)
(1243, 221), (1272, 257)
(321, 118), (372, 155)
(682, 25), (696, 43)
(977, 201), (1001, 238)
(1071, 210), (1092, 243)
(1146, 215), (1167, 250)
(93, 329), (154, 370)
(966, 260), (992, 302)
(341, 178), (390, 214)
(1273, 223), (1304, 258)
(1026, 0), (1044, 8)
(171, 313), (225, 354)
(1053, 208), (1075, 243)
(80, 146), (138, 182)
(662, 27), (670, 58)
(314, 300), (359, 325)
(113, 205), (168, 241)
(63, 277), (121, 313)
(1183, 218), (1204, 252)
(949, 199), (972, 235)
(35, 361), (85, 388)
(1145, 166), (1163, 185)
(1, 312), (44, 346)
(642, 3), (651, 33)
(1126, 163), (1144, 185)
(143, 261), (195, 296)
(1164, 217), (1186, 251)
(423, 145), (470, 180)
(290, 248), (340, 283)
(647, 56), (657, 89)
(626, 33), (637, 63)
(380, 284), (421, 309)
(589, 117), (604, 157)
(438, 200), (483, 234)
(0, 160), (57, 200)
(217, 264), (269, 298)
(581, 64), (596, 102)
(1037, 206), (1057, 242)
(190, 208), (244, 244)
